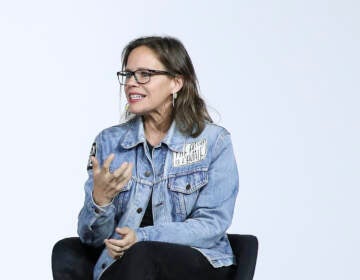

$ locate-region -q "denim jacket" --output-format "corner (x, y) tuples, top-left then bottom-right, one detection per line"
(77, 116), (239, 280)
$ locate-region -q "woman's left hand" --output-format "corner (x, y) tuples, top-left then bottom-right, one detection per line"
(104, 227), (137, 259)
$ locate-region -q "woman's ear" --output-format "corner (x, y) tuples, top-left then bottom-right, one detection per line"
(171, 75), (184, 94)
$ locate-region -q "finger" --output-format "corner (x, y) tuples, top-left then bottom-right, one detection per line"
(105, 239), (124, 253)
(104, 239), (124, 258)
(106, 238), (129, 250)
(106, 234), (129, 248)
(92, 156), (99, 172)
(106, 237), (124, 246)
(119, 243), (133, 251)
(114, 164), (133, 188)
(122, 163), (133, 179)
(112, 162), (129, 178)
(112, 251), (124, 259)
(106, 246), (118, 259)
(102, 154), (115, 173)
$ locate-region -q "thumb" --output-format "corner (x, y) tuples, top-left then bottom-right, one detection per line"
(116, 227), (130, 236)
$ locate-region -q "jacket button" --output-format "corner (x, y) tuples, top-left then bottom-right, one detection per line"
(101, 263), (106, 269)
(137, 207), (143, 213)
(144, 171), (151, 177)
(186, 184), (191, 190)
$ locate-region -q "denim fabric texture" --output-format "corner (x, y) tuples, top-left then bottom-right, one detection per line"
(77, 116), (239, 280)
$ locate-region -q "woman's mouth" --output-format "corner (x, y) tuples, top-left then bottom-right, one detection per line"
(128, 93), (146, 102)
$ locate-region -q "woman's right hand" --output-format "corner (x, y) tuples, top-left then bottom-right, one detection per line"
(91, 154), (133, 206)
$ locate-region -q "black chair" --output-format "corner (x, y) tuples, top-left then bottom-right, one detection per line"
(227, 234), (258, 280)
(52, 234), (258, 280)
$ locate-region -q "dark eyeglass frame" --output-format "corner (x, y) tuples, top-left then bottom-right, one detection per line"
(117, 68), (175, 85)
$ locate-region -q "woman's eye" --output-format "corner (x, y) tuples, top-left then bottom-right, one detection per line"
(139, 71), (151, 77)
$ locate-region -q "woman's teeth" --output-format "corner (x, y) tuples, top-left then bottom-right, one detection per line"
(129, 94), (144, 100)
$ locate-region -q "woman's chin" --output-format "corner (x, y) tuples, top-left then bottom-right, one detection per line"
(128, 108), (146, 115)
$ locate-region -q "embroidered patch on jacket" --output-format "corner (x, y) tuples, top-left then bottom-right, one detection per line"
(87, 142), (97, 170)
(173, 139), (207, 167)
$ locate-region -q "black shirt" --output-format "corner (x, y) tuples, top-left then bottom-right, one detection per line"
(139, 142), (154, 227)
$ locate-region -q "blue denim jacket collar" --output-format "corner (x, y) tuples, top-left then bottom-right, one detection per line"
(120, 116), (184, 152)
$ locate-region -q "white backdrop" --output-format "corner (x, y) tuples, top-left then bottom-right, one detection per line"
(0, 0), (359, 279)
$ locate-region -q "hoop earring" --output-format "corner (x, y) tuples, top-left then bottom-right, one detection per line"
(172, 92), (178, 107)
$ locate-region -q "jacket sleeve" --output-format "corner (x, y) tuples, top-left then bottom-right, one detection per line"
(77, 133), (117, 247)
(135, 130), (239, 249)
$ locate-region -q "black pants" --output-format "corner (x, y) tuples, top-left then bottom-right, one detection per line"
(52, 237), (237, 280)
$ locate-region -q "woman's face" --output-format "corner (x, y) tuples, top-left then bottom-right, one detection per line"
(124, 46), (180, 119)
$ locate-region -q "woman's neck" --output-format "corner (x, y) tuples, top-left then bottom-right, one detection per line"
(143, 113), (173, 147)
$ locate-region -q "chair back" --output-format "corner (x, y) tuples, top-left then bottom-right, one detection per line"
(227, 234), (258, 280)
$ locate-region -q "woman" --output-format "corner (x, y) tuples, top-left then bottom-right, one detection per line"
(52, 36), (239, 280)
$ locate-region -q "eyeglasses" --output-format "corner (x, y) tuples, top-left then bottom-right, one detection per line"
(117, 69), (174, 85)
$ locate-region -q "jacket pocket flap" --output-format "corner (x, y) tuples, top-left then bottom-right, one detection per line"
(168, 170), (208, 194)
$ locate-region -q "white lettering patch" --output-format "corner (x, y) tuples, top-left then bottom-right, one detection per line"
(173, 139), (207, 167)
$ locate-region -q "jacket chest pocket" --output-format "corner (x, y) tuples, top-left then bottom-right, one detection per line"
(167, 170), (208, 219)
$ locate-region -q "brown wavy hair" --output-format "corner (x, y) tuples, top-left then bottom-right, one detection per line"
(121, 36), (213, 137)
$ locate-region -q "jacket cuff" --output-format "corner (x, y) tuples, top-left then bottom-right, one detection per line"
(135, 228), (148, 242)
(87, 192), (115, 216)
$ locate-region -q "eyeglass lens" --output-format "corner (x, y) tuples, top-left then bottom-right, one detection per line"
(119, 70), (151, 85)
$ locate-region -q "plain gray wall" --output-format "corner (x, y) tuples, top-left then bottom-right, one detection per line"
(0, 0), (359, 279)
